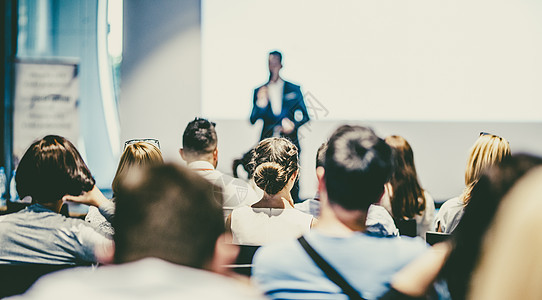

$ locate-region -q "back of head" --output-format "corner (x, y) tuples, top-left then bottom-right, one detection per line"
(112, 142), (164, 195)
(324, 125), (393, 211)
(462, 133), (511, 203)
(385, 135), (425, 219)
(469, 165), (542, 300)
(252, 137), (298, 195)
(316, 141), (328, 169)
(443, 154), (542, 300)
(182, 117), (217, 158)
(15, 135), (95, 204)
(113, 163), (224, 269)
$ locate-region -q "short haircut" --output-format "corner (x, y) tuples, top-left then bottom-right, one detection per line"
(113, 163), (224, 269)
(252, 137), (298, 195)
(15, 135), (95, 204)
(269, 50), (282, 63)
(112, 142), (164, 196)
(316, 141), (328, 169)
(324, 125), (393, 211)
(182, 117), (217, 156)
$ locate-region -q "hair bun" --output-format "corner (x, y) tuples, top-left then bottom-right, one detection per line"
(254, 162), (288, 195)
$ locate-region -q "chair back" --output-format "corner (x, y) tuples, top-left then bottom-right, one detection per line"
(225, 244), (260, 277)
(396, 219), (417, 237)
(426, 231), (451, 246)
(0, 263), (89, 298)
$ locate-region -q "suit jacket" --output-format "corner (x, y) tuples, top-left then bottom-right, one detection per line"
(250, 80), (310, 149)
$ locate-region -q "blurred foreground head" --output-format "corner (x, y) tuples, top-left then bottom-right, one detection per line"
(113, 163), (225, 269)
(469, 165), (542, 300)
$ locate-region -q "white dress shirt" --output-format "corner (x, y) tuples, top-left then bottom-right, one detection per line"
(188, 161), (259, 218)
(267, 79), (284, 116)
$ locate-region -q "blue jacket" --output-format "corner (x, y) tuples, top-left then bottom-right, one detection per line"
(250, 81), (310, 149)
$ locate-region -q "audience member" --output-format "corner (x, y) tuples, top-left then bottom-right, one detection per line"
(0, 135), (112, 265)
(252, 125), (427, 299)
(295, 140), (399, 236)
(382, 135), (435, 239)
(12, 164), (265, 299)
(85, 140), (164, 235)
(181, 117), (259, 218)
(294, 141), (327, 217)
(468, 166), (542, 300)
(441, 154), (542, 300)
(227, 137), (314, 245)
(434, 132), (510, 233)
(386, 154), (542, 299)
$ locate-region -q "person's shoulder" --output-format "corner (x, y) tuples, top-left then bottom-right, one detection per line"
(385, 236), (429, 261)
(16, 266), (95, 298)
(438, 196), (463, 210)
(253, 237), (302, 267)
(283, 80), (301, 90)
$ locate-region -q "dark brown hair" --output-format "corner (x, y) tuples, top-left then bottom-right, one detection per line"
(385, 135), (426, 220)
(15, 135), (95, 204)
(251, 138), (299, 195)
(182, 117), (217, 156)
(113, 163), (224, 268)
(324, 125), (393, 211)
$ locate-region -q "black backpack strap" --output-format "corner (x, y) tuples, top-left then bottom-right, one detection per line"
(298, 236), (366, 300)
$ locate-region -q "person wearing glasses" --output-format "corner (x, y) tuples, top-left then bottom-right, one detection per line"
(83, 140), (164, 235)
(434, 132), (510, 233)
(180, 118), (259, 219)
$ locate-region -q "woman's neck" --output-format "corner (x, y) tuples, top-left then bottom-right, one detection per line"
(252, 189), (294, 209)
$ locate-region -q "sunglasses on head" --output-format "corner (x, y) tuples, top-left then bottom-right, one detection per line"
(124, 138), (160, 150)
(479, 132), (508, 144)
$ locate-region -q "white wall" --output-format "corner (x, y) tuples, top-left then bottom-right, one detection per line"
(120, 0), (542, 203)
(214, 119), (542, 202)
(120, 0), (201, 163)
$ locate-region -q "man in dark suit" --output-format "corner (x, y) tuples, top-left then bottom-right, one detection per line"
(250, 51), (310, 151)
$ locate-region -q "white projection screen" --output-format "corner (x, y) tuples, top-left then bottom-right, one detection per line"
(202, 0), (542, 122)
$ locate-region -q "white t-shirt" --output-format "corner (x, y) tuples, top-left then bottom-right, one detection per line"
(230, 206), (313, 246)
(188, 161), (259, 218)
(433, 196), (465, 233)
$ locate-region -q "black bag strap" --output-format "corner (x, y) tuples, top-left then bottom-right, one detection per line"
(298, 236), (366, 300)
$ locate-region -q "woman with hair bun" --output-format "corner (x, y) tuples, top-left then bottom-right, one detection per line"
(226, 138), (314, 246)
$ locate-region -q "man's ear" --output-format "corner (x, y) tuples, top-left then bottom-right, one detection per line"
(291, 170), (299, 182)
(179, 148), (186, 161)
(209, 233), (239, 275)
(316, 166), (325, 190)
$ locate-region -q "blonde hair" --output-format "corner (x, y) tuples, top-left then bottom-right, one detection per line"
(112, 142), (164, 195)
(468, 166), (542, 300)
(461, 134), (510, 204)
